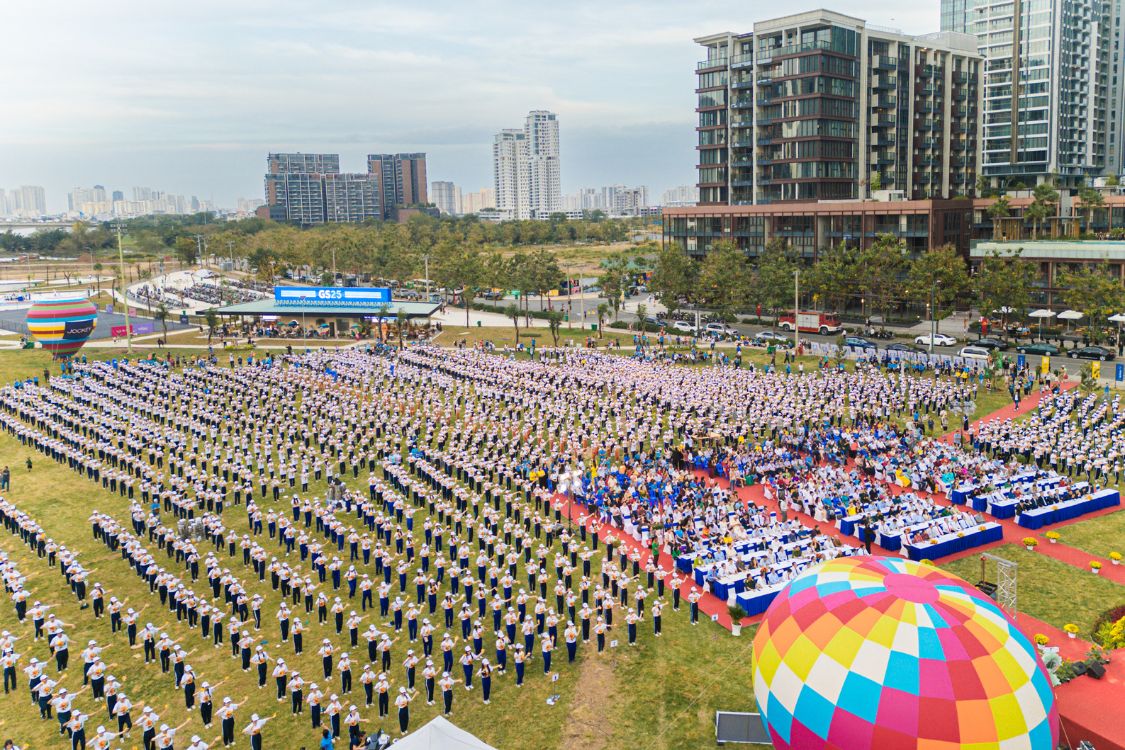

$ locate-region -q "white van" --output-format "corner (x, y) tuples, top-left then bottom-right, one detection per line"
(958, 346), (990, 361)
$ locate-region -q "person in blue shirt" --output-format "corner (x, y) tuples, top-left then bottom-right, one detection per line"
(319, 728), (334, 750)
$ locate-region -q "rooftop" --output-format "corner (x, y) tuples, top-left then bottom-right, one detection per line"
(216, 299), (441, 318)
(971, 240), (1125, 260)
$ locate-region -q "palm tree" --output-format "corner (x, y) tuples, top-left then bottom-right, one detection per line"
(1024, 201), (1049, 239)
(505, 303), (520, 344)
(987, 196), (1011, 239)
(596, 303), (610, 340)
(205, 309), (218, 344)
(155, 302), (169, 344)
(395, 309), (408, 349)
(1078, 185), (1105, 235)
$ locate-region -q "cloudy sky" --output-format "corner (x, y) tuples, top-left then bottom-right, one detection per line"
(1, 0), (938, 212)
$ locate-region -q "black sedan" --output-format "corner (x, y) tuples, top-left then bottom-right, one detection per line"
(1015, 343), (1059, 356)
(973, 337), (1009, 351)
(844, 336), (878, 350)
(1068, 345), (1115, 361)
(885, 342), (925, 353)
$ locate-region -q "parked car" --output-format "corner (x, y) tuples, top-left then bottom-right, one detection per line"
(704, 322), (738, 337)
(959, 346), (991, 361)
(973, 337), (1009, 351)
(914, 333), (957, 347)
(1068, 345), (1114, 361)
(671, 320), (697, 334)
(885, 342), (925, 353)
(844, 336), (878, 351)
(1015, 343), (1059, 356)
(752, 330), (794, 347)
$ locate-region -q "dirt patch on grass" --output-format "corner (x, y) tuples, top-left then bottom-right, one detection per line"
(559, 656), (620, 750)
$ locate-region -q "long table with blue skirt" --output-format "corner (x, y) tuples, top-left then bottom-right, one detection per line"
(735, 583), (787, 617)
(838, 514), (942, 552)
(1017, 488), (1121, 529)
(948, 469), (1042, 505)
(903, 522), (1004, 561)
(694, 558), (800, 601)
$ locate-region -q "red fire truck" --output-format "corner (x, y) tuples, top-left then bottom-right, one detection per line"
(777, 311), (843, 335)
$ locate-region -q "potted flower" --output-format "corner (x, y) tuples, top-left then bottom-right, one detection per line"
(1034, 633), (1049, 647)
(1091, 561), (1103, 575)
(1110, 551), (1122, 566)
(1023, 537), (1039, 552)
(728, 605), (748, 637)
(1045, 531), (1060, 544)
(1064, 623), (1080, 639)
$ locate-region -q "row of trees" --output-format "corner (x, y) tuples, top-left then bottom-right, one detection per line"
(647, 235), (1075, 326)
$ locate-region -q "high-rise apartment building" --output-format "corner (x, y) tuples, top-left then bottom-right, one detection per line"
(264, 152), (380, 225)
(430, 181), (462, 215)
(461, 188), (496, 215)
(367, 154), (428, 218)
(493, 111), (562, 220)
(661, 185), (700, 206)
(942, 0), (1125, 186)
(694, 10), (982, 205)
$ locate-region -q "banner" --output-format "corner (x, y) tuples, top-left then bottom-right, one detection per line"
(273, 286), (391, 306)
(1041, 355), (1050, 374)
(1116, 363), (1123, 382)
(110, 323), (154, 337)
(1092, 361), (1102, 380)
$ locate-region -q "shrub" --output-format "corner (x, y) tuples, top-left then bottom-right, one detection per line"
(728, 604), (748, 623)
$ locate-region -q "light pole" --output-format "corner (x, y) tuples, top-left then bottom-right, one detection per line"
(928, 280), (941, 354)
(114, 222), (133, 353)
(423, 253), (430, 298)
(793, 267), (800, 351)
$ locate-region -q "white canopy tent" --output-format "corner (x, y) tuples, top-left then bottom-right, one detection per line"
(1028, 309), (1055, 340)
(388, 717), (498, 750)
(1057, 309), (1084, 333)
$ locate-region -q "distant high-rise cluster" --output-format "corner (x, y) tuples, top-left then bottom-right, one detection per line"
(66, 185), (209, 218)
(562, 185), (652, 216)
(0, 185), (47, 218)
(493, 111), (562, 220)
(264, 152), (428, 225)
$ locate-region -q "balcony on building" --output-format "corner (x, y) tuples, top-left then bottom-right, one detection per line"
(697, 57), (728, 71)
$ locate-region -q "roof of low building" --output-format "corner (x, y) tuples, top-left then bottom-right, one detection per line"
(216, 299), (440, 317)
(970, 240), (1125, 260)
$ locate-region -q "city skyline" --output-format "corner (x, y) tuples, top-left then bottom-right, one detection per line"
(0, 0), (941, 213)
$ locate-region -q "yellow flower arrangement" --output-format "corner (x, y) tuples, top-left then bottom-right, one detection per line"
(1063, 623), (1080, 635)
(1033, 633), (1049, 645)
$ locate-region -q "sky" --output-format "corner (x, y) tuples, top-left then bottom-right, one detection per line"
(0, 0), (939, 212)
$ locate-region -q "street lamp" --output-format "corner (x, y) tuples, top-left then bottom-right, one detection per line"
(928, 280), (941, 355)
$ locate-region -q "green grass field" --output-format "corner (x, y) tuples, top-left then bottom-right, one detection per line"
(940, 544), (1124, 639)
(1044, 511), (1125, 560)
(0, 360), (765, 750)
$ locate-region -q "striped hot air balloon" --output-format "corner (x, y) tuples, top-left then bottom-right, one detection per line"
(752, 556), (1058, 750)
(25, 294), (98, 358)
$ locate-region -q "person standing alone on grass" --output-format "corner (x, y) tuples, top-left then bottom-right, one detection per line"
(0, 466), (9, 491)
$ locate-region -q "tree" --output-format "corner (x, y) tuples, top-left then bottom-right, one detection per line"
(396, 309), (408, 349)
(1024, 201), (1050, 240)
(1107, 175), (1120, 187)
(634, 303), (647, 331)
(756, 239), (800, 314)
(204, 308), (218, 343)
(93, 262), (104, 295)
(975, 175), (992, 199)
(806, 242), (860, 313)
(870, 172), (882, 193)
(546, 310), (563, 346)
(987, 196), (1011, 240)
(1078, 185), (1106, 234)
(174, 236), (199, 267)
(649, 245), (696, 319)
(695, 240), (750, 321)
(598, 253), (630, 320)
(505, 303), (521, 343)
(973, 248), (1037, 325)
(155, 302), (169, 343)
(595, 303), (609, 339)
(433, 243), (485, 327)
(858, 234), (907, 323)
(1055, 262), (1125, 343)
(906, 244), (971, 317)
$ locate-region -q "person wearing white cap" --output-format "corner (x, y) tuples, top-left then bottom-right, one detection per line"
(343, 704), (365, 747)
(186, 734), (210, 750)
(394, 686), (416, 736)
(217, 696), (245, 747)
(242, 713), (273, 750)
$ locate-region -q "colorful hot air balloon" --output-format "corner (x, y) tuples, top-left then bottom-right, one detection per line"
(25, 294), (98, 358)
(752, 556), (1057, 750)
